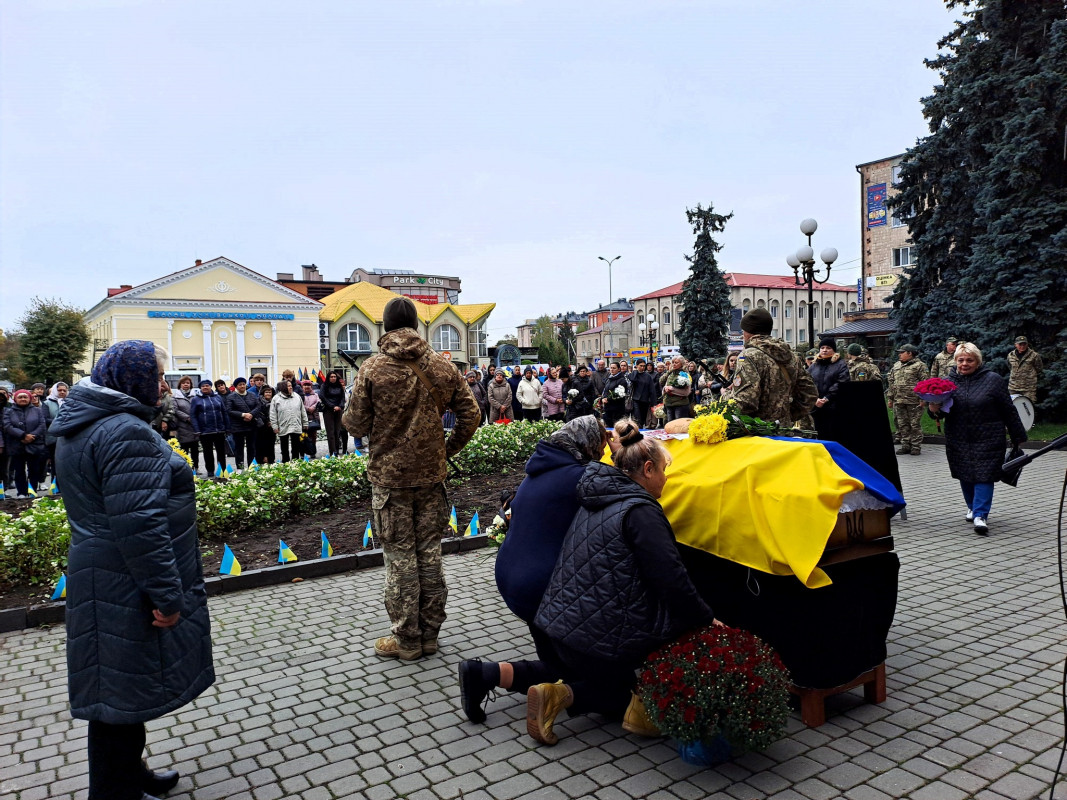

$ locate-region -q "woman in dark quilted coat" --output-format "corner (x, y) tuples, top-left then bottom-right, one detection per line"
(526, 420), (714, 746)
(927, 342), (1027, 535)
(51, 341), (215, 800)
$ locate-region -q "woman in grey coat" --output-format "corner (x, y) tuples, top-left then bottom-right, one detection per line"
(51, 341), (215, 800)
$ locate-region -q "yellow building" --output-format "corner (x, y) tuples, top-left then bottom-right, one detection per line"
(318, 281), (494, 377)
(77, 257), (323, 385)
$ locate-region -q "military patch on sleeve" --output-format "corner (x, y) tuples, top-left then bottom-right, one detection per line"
(733, 375), (742, 388)
(737, 355), (745, 361)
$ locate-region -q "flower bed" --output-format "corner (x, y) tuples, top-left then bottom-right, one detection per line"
(0, 420), (562, 590)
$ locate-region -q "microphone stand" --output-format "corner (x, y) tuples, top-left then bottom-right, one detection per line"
(1002, 433), (1067, 473)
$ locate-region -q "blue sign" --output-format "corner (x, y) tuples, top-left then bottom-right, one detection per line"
(857, 278), (863, 307)
(148, 311), (295, 320)
(867, 183), (887, 228)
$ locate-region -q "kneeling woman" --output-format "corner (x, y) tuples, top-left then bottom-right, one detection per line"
(528, 420), (714, 745)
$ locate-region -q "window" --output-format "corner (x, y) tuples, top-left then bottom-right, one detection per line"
(338, 323), (371, 352)
(662, 307), (671, 325)
(799, 330), (806, 342)
(771, 301), (779, 319)
(837, 302), (845, 319)
(785, 329), (792, 342)
(468, 321), (488, 359)
(785, 301), (793, 319)
(742, 299), (751, 314)
(891, 207), (906, 228)
(892, 165), (903, 185)
(824, 302), (832, 319)
(757, 299), (766, 309)
(432, 324), (461, 351)
(893, 246), (915, 267)
(798, 303), (805, 319)
(849, 302), (857, 312)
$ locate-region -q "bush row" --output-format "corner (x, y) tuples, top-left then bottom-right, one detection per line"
(0, 420), (562, 588)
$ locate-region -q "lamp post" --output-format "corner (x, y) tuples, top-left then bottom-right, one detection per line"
(598, 255), (621, 356)
(637, 314), (659, 360)
(786, 218), (838, 348)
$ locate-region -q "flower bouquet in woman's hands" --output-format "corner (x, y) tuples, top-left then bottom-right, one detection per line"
(637, 625), (790, 764)
(914, 377), (958, 411)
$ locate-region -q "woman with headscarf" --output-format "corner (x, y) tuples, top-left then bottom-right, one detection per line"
(50, 341), (214, 800)
(270, 379), (308, 462)
(3, 388), (49, 497)
(487, 371), (514, 422)
(465, 371), (488, 425)
(458, 417), (614, 723)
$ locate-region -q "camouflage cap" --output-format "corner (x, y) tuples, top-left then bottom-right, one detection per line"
(897, 344), (919, 354)
(1015, 336), (1028, 344)
(946, 336), (958, 343)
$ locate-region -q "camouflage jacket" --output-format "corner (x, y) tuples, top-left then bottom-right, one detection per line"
(930, 350), (955, 378)
(343, 328), (481, 488)
(848, 356), (882, 383)
(1007, 348), (1043, 401)
(886, 359), (929, 405)
(726, 335), (818, 423)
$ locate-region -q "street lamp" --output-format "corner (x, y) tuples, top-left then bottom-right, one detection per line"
(637, 314), (659, 359)
(786, 218), (837, 348)
(598, 255), (621, 356)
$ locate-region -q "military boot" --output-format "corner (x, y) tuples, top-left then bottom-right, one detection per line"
(895, 446), (911, 455)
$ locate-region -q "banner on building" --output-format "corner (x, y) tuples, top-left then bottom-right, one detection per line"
(866, 183), (887, 228)
(857, 279), (863, 307)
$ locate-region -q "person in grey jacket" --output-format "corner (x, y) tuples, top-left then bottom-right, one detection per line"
(269, 380), (308, 462)
(51, 340), (214, 800)
(171, 376), (200, 473)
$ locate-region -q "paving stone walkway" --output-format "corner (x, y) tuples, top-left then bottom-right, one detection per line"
(3, 445), (1067, 800)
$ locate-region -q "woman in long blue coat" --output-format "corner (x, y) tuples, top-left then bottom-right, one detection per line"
(51, 341), (215, 800)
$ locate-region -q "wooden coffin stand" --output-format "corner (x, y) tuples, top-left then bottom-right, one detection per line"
(681, 507), (897, 728)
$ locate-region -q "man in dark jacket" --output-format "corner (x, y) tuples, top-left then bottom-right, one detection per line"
(52, 341), (214, 800)
(343, 297), (481, 661)
(808, 337), (850, 442)
(225, 377), (260, 469)
(628, 359), (658, 428)
(3, 389), (48, 497)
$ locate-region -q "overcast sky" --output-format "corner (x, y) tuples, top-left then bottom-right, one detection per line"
(0, 0), (958, 340)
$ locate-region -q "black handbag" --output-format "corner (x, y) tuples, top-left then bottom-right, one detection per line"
(1001, 444), (1025, 487)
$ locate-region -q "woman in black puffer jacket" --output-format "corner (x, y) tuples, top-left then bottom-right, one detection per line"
(527, 420), (714, 746)
(51, 341), (214, 800)
(928, 342), (1027, 535)
(808, 337), (850, 442)
(318, 370), (347, 456)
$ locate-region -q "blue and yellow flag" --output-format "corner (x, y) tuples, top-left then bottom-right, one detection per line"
(278, 540), (297, 563)
(50, 480), (59, 495)
(464, 511), (479, 537)
(303, 454), (311, 462)
(362, 520), (373, 547)
(214, 463), (223, 478)
(0, 481), (5, 495)
(321, 531), (333, 559)
(250, 458), (259, 470)
(51, 574), (66, 601)
(449, 506), (458, 534)
(220, 544), (242, 576)
(226, 463), (236, 475)
(27, 485), (37, 498)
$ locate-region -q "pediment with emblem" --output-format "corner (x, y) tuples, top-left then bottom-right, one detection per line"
(121, 258), (319, 306)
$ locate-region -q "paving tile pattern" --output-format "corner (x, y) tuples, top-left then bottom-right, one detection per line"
(2, 446), (1067, 799)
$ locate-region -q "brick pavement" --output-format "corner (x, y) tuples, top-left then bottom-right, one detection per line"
(2, 445), (1066, 800)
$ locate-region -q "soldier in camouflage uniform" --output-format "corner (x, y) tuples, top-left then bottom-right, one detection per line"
(726, 308), (818, 424)
(1007, 336), (1043, 403)
(886, 344), (929, 455)
(846, 343), (882, 382)
(344, 297), (481, 661)
(930, 337), (957, 378)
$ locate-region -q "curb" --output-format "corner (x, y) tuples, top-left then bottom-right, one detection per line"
(0, 534), (492, 635)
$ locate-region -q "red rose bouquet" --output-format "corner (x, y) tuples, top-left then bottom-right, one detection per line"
(913, 377), (957, 411)
(637, 625), (791, 755)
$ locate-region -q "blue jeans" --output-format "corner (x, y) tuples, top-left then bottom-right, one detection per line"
(960, 481), (994, 519)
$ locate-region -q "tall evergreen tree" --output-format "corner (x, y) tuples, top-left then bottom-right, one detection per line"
(677, 203), (734, 362)
(16, 298), (91, 385)
(891, 0), (1067, 417)
(531, 315), (568, 365)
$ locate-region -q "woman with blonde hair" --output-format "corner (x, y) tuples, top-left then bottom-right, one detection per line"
(526, 418), (714, 746)
(928, 342), (1027, 535)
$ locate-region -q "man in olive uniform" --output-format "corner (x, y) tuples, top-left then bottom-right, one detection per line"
(846, 343), (882, 382)
(886, 344), (929, 455)
(727, 308), (818, 424)
(344, 297), (481, 661)
(1007, 336), (1043, 403)
(930, 336), (957, 378)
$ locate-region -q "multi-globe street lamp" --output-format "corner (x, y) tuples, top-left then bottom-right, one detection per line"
(598, 255), (621, 357)
(637, 314), (659, 359)
(786, 218), (838, 348)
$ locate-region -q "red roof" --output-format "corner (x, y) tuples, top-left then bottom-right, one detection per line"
(580, 313), (633, 334)
(633, 273), (855, 300)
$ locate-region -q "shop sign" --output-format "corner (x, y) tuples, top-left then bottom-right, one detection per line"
(874, 275), (898, 287)
(148, 311), (295, 320)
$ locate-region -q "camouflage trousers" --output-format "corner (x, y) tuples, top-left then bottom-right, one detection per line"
(895, 403), (924, 451)
(372, 483), (449, 650)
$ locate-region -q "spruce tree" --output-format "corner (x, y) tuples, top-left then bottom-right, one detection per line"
(677, 203), (734, 363)
(891, 0), (1067, 418)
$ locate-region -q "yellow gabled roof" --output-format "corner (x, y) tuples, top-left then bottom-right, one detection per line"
(318, 280), (494, 325)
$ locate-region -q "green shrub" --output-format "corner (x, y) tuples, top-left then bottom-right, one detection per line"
(0, 498), (70, 587)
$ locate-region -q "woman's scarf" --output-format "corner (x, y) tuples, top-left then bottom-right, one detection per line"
(90, 340), (160, 406)
(546, 416), (603, 464)
(47, 383), (68, 405)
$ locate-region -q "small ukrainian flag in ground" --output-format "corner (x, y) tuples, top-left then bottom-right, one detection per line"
(220, 544), (242, 576)
(464, 511), (480, 537)
(250, 458), (259, 470)
(303, 454), (311, 462)
(278, 540), (297, 563)
(27, 485), (37, 498)
(226, 463), (236, 475)
(51, 574), (67, 601)
(214, 463), (223, 478)
(50, 479), (59, 495)
(1, 481), (6, 497)
(449, 506), (458, 534)
(321, 531), (333, 559)
(362, 520), (373, 547)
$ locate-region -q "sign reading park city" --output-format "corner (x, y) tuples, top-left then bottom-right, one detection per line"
(392, 276), (446, 287)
